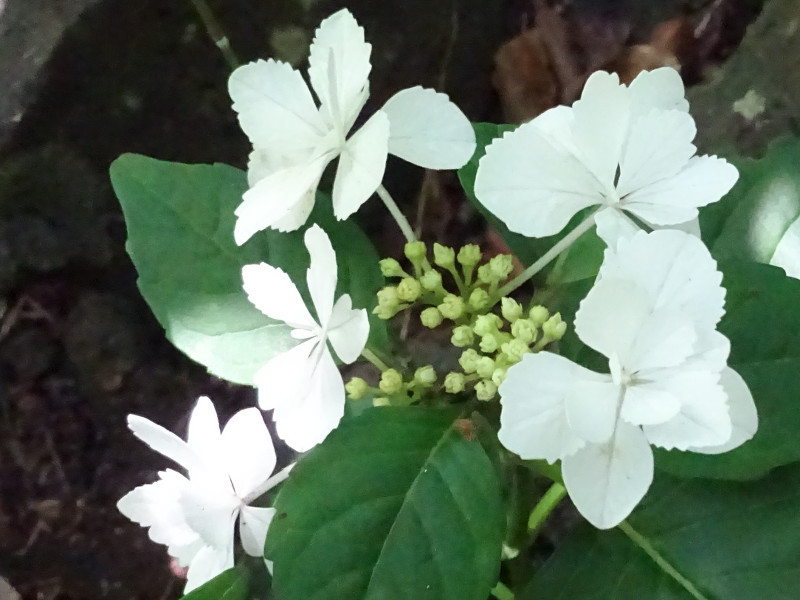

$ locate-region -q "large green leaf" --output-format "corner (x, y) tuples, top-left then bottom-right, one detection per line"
(110, 153), (386, 385)
(265, 407), (505, 600)
(523, 465), (800, 600)
(181, 567), (250, 600)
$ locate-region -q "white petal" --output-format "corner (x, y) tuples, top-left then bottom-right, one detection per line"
(594, 206), (641, 248)
(474, 122), (603, 238)
(327, 295), (370, 363)
(627, 67), (689, 114)
(621, 385), (681, 426)
(233, 154), (332, 244)
(186, 397), (224, 477)
(530, 105), (575, 151)
(498, 352), (606, 463)
(127, 415), (204, 474)
(272, 347), (346, 452)
(221, 408), (277, 499)
(570, 70), (630, 187)
(616, 109), (697, 198)
(228, 59), (326, 153)
(623, 155), (739, 226)
(304, 224), (337, 328)
(242, 263), (316, 329)
(381, 86), (476, 169)
(239, 506), (277, 557)
(563, 380), (622, 444)
(255, 338), (318, 412)
(690, 367), (757, 454)
(562, 421), (653, 529)
(184, 544), (234, 593)
(307, 8), (371, 133)
(642, 370), (731, 450)
(332, 110), (390, 220)
(178, 481), (240, 550)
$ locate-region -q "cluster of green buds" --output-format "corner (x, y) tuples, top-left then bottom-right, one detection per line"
(345, 364), (439, 407)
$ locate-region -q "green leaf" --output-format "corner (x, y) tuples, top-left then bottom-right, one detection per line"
(110, 153), (387, 385)
(265, 407), (505, 600)
(657, 260), (800, 479)
(181, 567), (250, 600)
(523, 465), (800, 600)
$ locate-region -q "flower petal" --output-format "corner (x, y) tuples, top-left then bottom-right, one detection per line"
(563, 380), (622, 444)
(239, 506), (277, 557)
(474, 122), (603, 238)
(184, 544), (234, 593)
(627, 67), (688, 114)
(304, 224), (337, 328)
(594, 206), (641, 248)
(689, 367), (757, 454)
(332, 110), (390, 221)
(621, 385), (681, 426)
(562, 421), (653, 529)
(381, 86), (476, 169)
(179, 481), (240, 550)
(242, 263), (316, 329)
(221, 408), (277, 500)
(255, 338), (318, 412)
(307, 8), (372, 133)
(498, 352), (607, 463)
(327, 295), (370, 363)
(127, 415), (204, 474)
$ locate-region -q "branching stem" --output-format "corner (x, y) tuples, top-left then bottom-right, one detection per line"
(187, 0), (240, 70)
(376, 184), (416, 243)
(527, 481), (567, 533)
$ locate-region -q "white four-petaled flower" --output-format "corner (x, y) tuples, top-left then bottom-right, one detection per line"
(117, 397), (285, 592)
(242, 224), (369, 451)
(498, 230), (757, 529)
(474, 68), (739, 247)
(229, 8), (476, 245)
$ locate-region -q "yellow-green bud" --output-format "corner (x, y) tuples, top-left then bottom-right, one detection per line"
(511, 318), (537, 344)
(491, 367), (507, 386)
(473, 314), (502, 337)
(459, 348), (481, 373)
(414, 365), (437, 387)
(420, 307), (444, 329)
(397, 277), (422, 302)
(345, 377), (369, 400)
(377, 286), (400, 309)
(373, 397), (392, 407)
(379, 258), (405, 278)
(529, 305), (550, 326)
(489, 254), (514, 280)
(476, 356), (496, 379)
(444, 372), (466, 394)
(480, 334), (500, 354)
(438, 294), (465, 320)
(501, 297), (523, 323)
(457, 244), (482, 267)
(451, 325), (474, 347)
(404, 240), (427, 262)
(501, 339), (530, 363)
(475, 379), (498, 401)
(433, 243), (455, 268)
(419, 269), (442, 291)
(468, 288), (491, 311)
(477, 264), (493, 285)
(373, 304), (398, 320)
(379, 369), (404, 395)
(542, 312), (567, 341)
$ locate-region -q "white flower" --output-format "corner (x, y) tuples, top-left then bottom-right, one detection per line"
(242, 224), (369, 451)
(498, 230), (757, 529)
(228, 8), (476, 245)
(474, 68), (739, 247)
(117, 397), (286, 592)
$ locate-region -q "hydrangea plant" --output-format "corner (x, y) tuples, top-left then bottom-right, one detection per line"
(110, 7), (800, 600)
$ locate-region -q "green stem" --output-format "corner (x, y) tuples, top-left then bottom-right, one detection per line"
(618, 521), (710, 600)
(188, 0), (239, 70)
(361, 347), (390, 372)
(376, 184), (416, 243)
(491, 581), (515, 600)
(495, 212), (597, 299)
(527, 482), (567, 532)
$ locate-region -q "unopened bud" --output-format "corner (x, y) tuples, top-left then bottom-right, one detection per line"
(379, 258), (405, 278)
(377, 286), (400, 309)
(501, 297), (523, 323)
(457, 244), (482, 267)
(529, 305), (550, 327)
(501, 338), (530, 363)
(373, 397), (392, 407)
(542, 312), (567, 341)
(419, 269), (443, 291)
(397, 277), (422, 302)
(480, 334), (499, 354)
(468, 288), (490, 311)
(476, 356), (496, 379)
(379, 369), (404, 395)
(414, 365), (437, 387)
(491, 367), (507, 386)
(438, 294), (465, 320)
(473, 314), (502, 337)
(459, 349), (480, 373)
(451, 325), (474, 347)
(444, 372), (466, 394)
(489, 254), (514, 280)
(477, 264), (493, 285)
(345, 377), (369, 400)
(420, 307), (444, 329)
(511, 318), (537, 344)
(433, 243), (455, 268)
(404, 241), (427, 262)
(475, 380), (497, 401)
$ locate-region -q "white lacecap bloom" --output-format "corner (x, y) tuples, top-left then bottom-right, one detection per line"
(474, 68), (740, 248)
(497, 230), (758, 529)
(117, 397), (289, 592)
(228, 8), (477, 245)
(242, 224), (369, 452)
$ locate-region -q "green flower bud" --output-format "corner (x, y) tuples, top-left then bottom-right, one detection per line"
(457, 244), (482, 267)
(444, 372), (466, 394)
(379, 369), (404, 395)
(404, 240), (427, 262)
(419, 269), (443, 291)
(373, 397), (392, 407)
(397, 277), (422, 302)
(373, 304), (398, 320)
(511, 318), (537, 344)
(529, 305), (550, 326)
(377, 286), (400, 309)
(489, 254), (514, 280)
(480, 333), (499, 354)
(475, 379), (497, 401)
(501, 297), (523, 323)
(473, 314), (502, 337)
(345, 377), (369, 400)
(438, 294), (465, 320)
(379, 258), (405, 278)
(468, 288), (491, 311)
(476, 356), (496, 379)
(542, 312), (567, 341)
(420, 306), (444, 329)
(491, 367), (507, 386)
(476, 264), (493, 285)
(450, 325), (474, 347)
(414, 365), (437, 387)
(459, 348), (481, 374)
(501, 338), (530, 363)
(433, 243), (455, 268)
